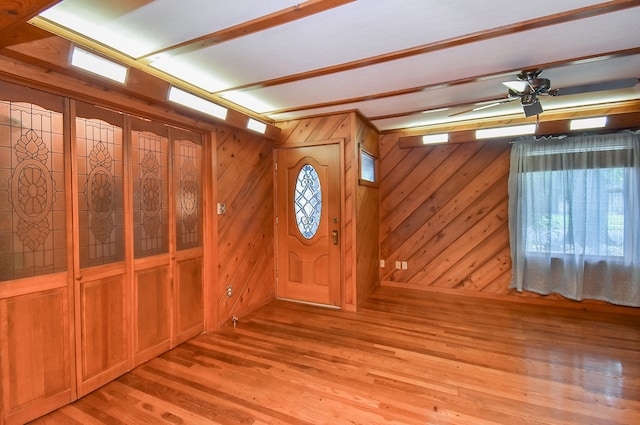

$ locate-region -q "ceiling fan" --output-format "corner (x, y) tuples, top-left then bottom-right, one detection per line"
(452, 69), (638, 118)
(501, 69), (555, 117)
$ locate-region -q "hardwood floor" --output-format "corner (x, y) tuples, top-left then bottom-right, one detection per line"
(30, 286), (640, 425)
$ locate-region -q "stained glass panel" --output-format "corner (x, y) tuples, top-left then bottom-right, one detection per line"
(175, 138), (202, 250)
(295, 164), (322, 239)
(0, 101), (66, 281)
(132, 130), (169, 258)
(76, 117), (124, 267)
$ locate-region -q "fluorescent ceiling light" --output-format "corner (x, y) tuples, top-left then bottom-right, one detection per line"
(569, 116), (607, 130)
(221, 91), (275, 114)
(38, 8), (154, 57)
(152, 59), (229, 92)
(70, 46), (128, 83)
(476, 124), (537, 140)
(422, 133), (449, 144)
(168, 87), (228, 120)
(247, 118), (267, 134)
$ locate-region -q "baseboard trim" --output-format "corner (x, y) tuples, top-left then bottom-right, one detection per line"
(380, 281), (640, 315)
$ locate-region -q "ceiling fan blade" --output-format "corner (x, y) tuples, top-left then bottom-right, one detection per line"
(449, 98), (515, 117)
(557, 78), (638, 96)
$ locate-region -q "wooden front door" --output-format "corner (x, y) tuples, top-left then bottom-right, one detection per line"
(276, 144), (341, 307)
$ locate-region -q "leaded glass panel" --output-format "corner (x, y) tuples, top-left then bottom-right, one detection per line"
(76, 117), (124, 267)
(294, 164), (322, 239)
(132, 130), (169, 258)
(0, 101), (66, 281)
(175, 138), (202, 250)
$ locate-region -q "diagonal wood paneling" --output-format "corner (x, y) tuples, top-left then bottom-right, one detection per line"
(354, 115), (380, 304)
(379, 134), (513, 295)
(216, 128), (275, 328)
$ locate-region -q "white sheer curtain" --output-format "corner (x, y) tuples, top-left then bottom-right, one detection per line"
(508, 131), (640, 307)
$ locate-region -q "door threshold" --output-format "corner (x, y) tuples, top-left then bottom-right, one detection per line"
(277, 297), (341, 310)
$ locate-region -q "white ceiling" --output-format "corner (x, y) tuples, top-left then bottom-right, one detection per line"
(34, 0), (640, 132)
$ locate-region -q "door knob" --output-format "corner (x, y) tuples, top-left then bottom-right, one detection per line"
(332, 230), (339, 245)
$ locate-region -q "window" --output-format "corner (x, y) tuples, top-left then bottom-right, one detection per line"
(524, 167), (626, 258)
(508, 132), (640, 307)
(359, 147), (378, 186)
(294, 164), (322, 239)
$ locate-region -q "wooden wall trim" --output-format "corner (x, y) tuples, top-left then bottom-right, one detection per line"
(381, 280), (640, 316)
(391, 101), (640, 143)
(203, 130), (218, 331)
(0, 34), (281, 140)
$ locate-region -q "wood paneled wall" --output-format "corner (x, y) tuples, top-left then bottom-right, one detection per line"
(354, 115), (380, 304)
(215, 128), (275, 328)
(379, 134), (515, 296)
(379, 134), (621, 305)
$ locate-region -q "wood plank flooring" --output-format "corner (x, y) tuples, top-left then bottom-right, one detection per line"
(30, 287), (640, 424)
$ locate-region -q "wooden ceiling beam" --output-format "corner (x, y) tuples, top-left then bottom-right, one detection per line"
(137, 0), (356, 62)
(219, 0), (640, 93)
(268, 47), (640, 117)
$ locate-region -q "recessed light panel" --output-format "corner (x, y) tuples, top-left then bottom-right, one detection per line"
(247, 118), (267, 134)
(569, 116), (607, 130)
(71, 46), (128, 83)
(476, 124), (537, 140)
(422, 133), (449, 144)
(168, 87), (228, 120)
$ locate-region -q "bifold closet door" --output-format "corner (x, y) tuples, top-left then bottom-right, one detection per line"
(172, 131), (204, 346)
(132, 126), (204, 362)
(73, 102), (129, 397)
(0, 83), (74, 425)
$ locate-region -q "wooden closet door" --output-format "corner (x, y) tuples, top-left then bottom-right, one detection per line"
(0, 83), (74, 425)
(73, 102), (129, 397)
(131, 120), (171, 366)
(133, 126), (203, 357)
(172, 130), (204, 345)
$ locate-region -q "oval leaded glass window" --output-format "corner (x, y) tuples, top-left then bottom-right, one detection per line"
(295, 164), (322, 239)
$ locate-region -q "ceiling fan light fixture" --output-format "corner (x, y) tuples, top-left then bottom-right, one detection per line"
(502, 80), (530, 93)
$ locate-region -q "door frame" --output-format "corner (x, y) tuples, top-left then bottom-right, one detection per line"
(274, 139), (345, 309)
